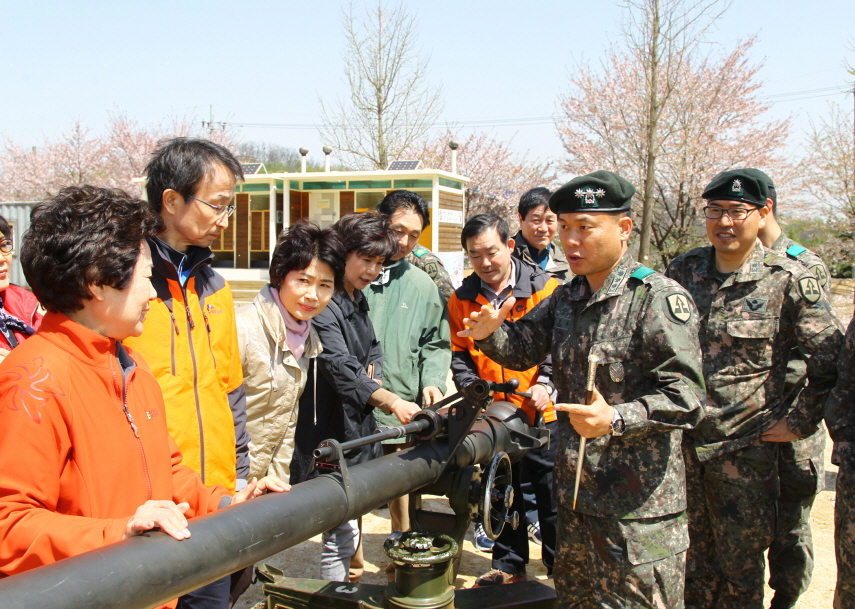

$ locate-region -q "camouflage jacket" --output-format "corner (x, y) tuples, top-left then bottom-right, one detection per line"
(771, 234), (831, 460)
(825, 317), (855, 468)
(666, 241), (843, 461)
(477, 251), (705, 519)
(405, 246), (455, 301)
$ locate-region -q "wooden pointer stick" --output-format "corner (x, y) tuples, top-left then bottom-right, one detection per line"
(572, 353), (600, 510)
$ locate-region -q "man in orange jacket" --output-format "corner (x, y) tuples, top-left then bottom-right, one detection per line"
(124, 138), (250, 608)
(0, 186), (286, 607)
(448, 213), (561, 586)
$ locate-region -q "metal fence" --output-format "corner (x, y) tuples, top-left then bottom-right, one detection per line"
(0, 202), (37, 287)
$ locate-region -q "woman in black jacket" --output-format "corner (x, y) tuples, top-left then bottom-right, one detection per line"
(291, 212), (420, 583)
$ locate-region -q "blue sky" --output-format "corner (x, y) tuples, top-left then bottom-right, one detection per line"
(1, 0), (853, 176)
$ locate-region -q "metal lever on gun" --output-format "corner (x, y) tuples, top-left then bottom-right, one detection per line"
(489, 378), (533, 399)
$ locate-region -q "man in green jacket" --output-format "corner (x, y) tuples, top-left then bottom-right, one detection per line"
(366, 190), (451, 578)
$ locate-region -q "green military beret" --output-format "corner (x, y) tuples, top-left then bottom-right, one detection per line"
(702, 169), (768, 207)
(549, 170), (636, 214)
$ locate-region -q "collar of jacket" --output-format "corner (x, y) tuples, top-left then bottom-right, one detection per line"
(512, 230), (570, 273)
(456, 257), (542, 302)
(568, 250), (642, 305)
(148, 237), (214, 282)
(333, 288), (370, 317)
(35, 311), (130, 369)
(695, 239), (768, 284)
(253, 285), (322, 358)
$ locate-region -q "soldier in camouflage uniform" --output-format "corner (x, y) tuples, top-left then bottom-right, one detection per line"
(824, 317), (855, 608)
(405, 245), (455, 301)
(459, 170), (706, 608)
(665, 169), (843, 609)
(747, 169), (831, 609)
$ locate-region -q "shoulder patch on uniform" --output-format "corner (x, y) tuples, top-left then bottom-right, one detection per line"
(811, 264), (829, 287)
(798, 276), (822, 303)
(413, 247), (427, 258)
(665, 292), (692, 324)
(424, 261), (438, 278)
(786, 244), (807, 258)
(630, 266), (656, 281)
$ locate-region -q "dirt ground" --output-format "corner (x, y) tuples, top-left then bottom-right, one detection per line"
(236, 280), (855, 609)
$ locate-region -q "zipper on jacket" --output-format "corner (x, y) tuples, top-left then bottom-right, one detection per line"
(168, 309), (178, 375)
(111, 355), (152, 500)
(201, 308), (217, 369)
(180, 283), (206, 483)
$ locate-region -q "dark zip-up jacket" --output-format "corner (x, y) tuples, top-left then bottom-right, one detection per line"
(290, 289), (384, 484)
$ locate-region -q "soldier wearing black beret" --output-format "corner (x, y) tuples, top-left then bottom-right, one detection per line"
(745, 168), (831, 609)
(459, 170), (706, 606)
(666, 168), (843, 609)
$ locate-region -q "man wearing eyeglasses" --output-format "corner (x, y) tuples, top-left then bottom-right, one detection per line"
(124, 137), (250, 609)
(666, 169), (844, 609)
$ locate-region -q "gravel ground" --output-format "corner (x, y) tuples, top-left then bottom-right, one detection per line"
(235, 280), (855, 609)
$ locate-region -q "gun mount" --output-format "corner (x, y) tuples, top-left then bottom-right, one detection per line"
(0, 380), (555, 609)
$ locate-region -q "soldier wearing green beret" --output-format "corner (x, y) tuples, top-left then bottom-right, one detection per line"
(665, 169), (843, 609)
(459, 169), (706, 607)
(744, 168), (831, 609)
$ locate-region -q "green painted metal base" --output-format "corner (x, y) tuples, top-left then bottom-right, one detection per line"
(257, 566), (557, 609)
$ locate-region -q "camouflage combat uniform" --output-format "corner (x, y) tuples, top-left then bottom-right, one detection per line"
(666, 240), (843, 609)
(766, 234), (831, 603)
(405, 246), (455, 301)
(824, 317), (855, 609)
(478, 251), (706, 608)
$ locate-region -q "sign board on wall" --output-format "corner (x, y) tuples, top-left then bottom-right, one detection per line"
(438, 209), (464, 226)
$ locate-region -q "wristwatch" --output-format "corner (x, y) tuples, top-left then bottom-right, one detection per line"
(610, 409), (625, 436)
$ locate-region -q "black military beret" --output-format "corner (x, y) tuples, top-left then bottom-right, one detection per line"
(702, 169), (768, 207)
(549, 170), (636, 214)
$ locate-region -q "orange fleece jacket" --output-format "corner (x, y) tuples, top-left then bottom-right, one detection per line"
(0, 312), (230, 581)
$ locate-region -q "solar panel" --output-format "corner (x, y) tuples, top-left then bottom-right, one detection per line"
(387, 160), (423, 171)
(241, 163), (264, 174)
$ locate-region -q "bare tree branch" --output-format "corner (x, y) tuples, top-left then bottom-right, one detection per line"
(319, 2), (443, 170)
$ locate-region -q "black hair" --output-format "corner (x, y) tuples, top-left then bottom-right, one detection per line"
(144, 138), (244, 213)
(767, 185), (778, 214)
(0, 215), (11, 241)
(22, 185), (163, 314)
(333, 212), (399, 261)
(518, 187), (552, 220)
(376, 189), (430, 229)
(269, 220), (346, 291)
(461, 213), (511, 250)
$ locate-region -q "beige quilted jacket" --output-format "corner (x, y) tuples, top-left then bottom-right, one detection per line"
(236, 286), (322, 481)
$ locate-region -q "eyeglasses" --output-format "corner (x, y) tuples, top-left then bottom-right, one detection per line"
(0, 240), (12, 254)
(187, 195), (236, 218)
(702, 206), (757, 221)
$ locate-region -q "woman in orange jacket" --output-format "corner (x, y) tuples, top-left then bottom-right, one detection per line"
(0, 186), (286, 604)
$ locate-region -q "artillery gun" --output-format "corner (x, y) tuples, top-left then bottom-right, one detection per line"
(0, 379), (558, 609)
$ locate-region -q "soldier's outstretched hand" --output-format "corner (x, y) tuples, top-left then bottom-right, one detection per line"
(555, 387), (614, 438)
(457, 297), (516, 341)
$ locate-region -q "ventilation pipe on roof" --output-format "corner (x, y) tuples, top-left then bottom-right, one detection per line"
(449, 140), (460, 174)
(299, 147), (309, 173)
(323, 146), (333, 172)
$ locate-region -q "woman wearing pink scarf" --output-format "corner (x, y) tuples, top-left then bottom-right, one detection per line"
(236, 220), (345, 481)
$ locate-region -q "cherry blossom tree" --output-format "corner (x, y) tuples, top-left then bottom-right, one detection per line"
(407, 130), (555, 224)
(0, 115), (239, 201)
(556, 39), (791, 268)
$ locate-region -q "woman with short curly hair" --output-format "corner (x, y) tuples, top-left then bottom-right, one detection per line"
(0, 186), (286, 600)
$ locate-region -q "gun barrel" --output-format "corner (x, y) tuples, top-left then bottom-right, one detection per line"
(0, 403), (532, 609)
